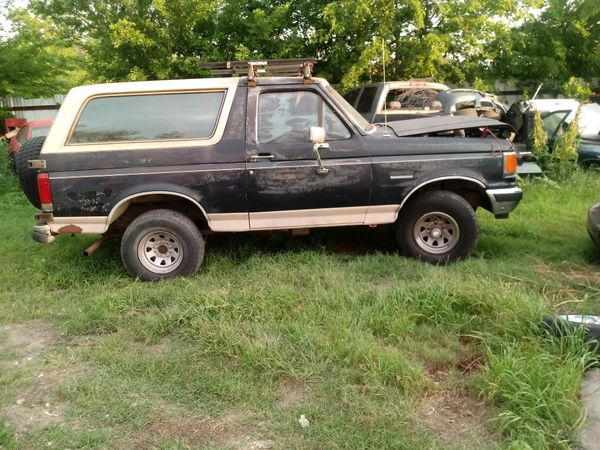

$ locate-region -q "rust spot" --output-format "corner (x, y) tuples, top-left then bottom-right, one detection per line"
(58, 225), (83, 234)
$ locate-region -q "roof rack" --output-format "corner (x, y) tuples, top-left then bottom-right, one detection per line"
(198, 58), (315, 86)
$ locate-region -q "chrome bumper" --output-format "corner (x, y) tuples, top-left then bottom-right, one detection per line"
(486, 187), (523, 218)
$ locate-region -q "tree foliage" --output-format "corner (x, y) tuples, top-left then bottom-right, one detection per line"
(490, 0), (600, 93)
(0, 7), (84, 98)
(0, 0), (598, 95)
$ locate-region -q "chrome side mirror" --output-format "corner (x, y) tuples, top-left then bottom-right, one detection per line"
(310, 126), (326, 144)
(309, 126), (329, 175)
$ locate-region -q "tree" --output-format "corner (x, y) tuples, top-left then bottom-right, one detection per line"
(489, 0), (600, 93)
(24, 0), (600, 93)
(0, 7), (84, 98)
(319, 0), (536, 89)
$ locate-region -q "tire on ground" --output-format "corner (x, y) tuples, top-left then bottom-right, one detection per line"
(14, 136), (46, 208)
(120, 209), (205, 281)
(543, 315), (600, 346)
(396, 190), (478, 263)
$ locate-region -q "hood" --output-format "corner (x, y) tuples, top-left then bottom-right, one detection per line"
(387, 115), (510, 137)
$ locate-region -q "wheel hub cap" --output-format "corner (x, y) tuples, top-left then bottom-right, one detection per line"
(413, 212), (460, 255)
(137, 230), (183, 274)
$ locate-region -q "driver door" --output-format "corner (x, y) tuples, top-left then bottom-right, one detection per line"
(246, 86), (371, 229)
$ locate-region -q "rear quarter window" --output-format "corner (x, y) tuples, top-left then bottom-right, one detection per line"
(69, 91), (225, 144)
(343, 89), (360, 107)
(356, 87), (377, 114)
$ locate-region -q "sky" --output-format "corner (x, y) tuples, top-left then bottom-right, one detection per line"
(0, 0), (28, 39)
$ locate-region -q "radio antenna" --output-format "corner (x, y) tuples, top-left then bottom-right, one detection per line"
(382, 38), (390, 136)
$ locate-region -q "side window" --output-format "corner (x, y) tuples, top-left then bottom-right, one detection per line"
(69, 91), (225, 144)
(356, 86), (377, 114)
(344, 89), (360, 107)
(258, 91), (351, 144)
(17, 126), (29, 145)
(541, 111), (569, 138)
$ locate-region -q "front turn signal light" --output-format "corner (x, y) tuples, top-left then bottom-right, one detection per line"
(503, 151), (517, 177)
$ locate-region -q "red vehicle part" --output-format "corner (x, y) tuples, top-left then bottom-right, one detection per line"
(4, 118), (53, 154)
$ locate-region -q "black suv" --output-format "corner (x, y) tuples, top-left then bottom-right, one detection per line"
(17, 61), (522, 280)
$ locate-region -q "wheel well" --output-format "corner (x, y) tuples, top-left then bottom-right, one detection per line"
(403, 179), (490, 211)
(107, 194), (209, 235)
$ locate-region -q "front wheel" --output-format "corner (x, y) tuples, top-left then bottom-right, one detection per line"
(120, 209), (205, 281)
(396, 190), (478, 264)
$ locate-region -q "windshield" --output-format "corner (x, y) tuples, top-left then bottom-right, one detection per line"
(325, 84), (374, 133)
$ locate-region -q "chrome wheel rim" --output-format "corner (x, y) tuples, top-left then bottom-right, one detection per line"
(137, 230), (183, 274)
(413, 212), (459, 255)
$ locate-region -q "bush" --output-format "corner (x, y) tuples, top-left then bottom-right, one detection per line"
(550, 107), (581, 180)
(530, 109), (551, 170)
(531, 107), (581, 180)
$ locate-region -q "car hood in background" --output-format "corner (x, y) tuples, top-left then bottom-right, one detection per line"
(387, 115), (510, 137)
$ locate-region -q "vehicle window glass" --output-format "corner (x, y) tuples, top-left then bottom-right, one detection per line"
(17, 126), (28, 145)
(356, 87), (377, 113)
(30, 126), (50, 138)
(541, 111), (569, 137)
(387, 88), (440, 110)
(258, 91), (350, 144)
(325, 85), (374, 132)
(70, 91), (225, 144)
(344, 89), (360, 106)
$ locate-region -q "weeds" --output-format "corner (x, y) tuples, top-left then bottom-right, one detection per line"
(482, 329), (596, 449)
(530, 109), (551, 171)
(531, 104), (582, 180)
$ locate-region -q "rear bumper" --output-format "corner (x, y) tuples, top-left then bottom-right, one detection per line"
(486, 187), (523, 218)
(588, 202), (600, 248)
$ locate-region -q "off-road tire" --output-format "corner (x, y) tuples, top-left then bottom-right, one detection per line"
(120, 209), (205, 281)
(396, 190), (478, 263)
(14, 136), (46, 208)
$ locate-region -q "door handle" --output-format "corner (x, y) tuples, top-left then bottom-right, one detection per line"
(249, 153), (275, 161)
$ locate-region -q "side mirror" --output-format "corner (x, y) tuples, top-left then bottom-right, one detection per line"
(309, 126), (326, 144)
(309, 126), (329, 175)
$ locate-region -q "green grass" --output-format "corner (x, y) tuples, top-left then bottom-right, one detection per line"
(0, 145), (599, 449)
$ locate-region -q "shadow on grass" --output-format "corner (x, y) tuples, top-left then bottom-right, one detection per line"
(49, 219), (598, 281)
(205, 225), (398, 259)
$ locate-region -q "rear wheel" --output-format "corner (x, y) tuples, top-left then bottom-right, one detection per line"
(120, 209), (205, 281)
(396, 190), (478, 263)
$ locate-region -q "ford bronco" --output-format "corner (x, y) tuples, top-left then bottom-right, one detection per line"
(17, 60), (522, 280)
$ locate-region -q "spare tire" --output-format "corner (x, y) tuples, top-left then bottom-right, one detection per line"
(14, 136), (45, 208)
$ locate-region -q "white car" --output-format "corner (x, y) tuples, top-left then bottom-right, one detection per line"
(525, 99), (600, 166)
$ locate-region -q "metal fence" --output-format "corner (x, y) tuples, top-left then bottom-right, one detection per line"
(0, 95), (66, 122)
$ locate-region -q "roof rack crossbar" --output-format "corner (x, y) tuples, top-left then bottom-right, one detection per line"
(198, 58), (315, 84)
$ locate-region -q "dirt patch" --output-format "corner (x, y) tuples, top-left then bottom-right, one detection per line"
(126, 408), (272, 449)
(0, 323), (58, 368)
(2, 366), (89, 434)
(416, 389), (495, 449)
(0, 323), (89, 434)
(278, 378), (307, 407)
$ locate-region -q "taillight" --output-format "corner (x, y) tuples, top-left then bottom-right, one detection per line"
(503, 151), (517, 177)
(37, 173), (53, 210)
